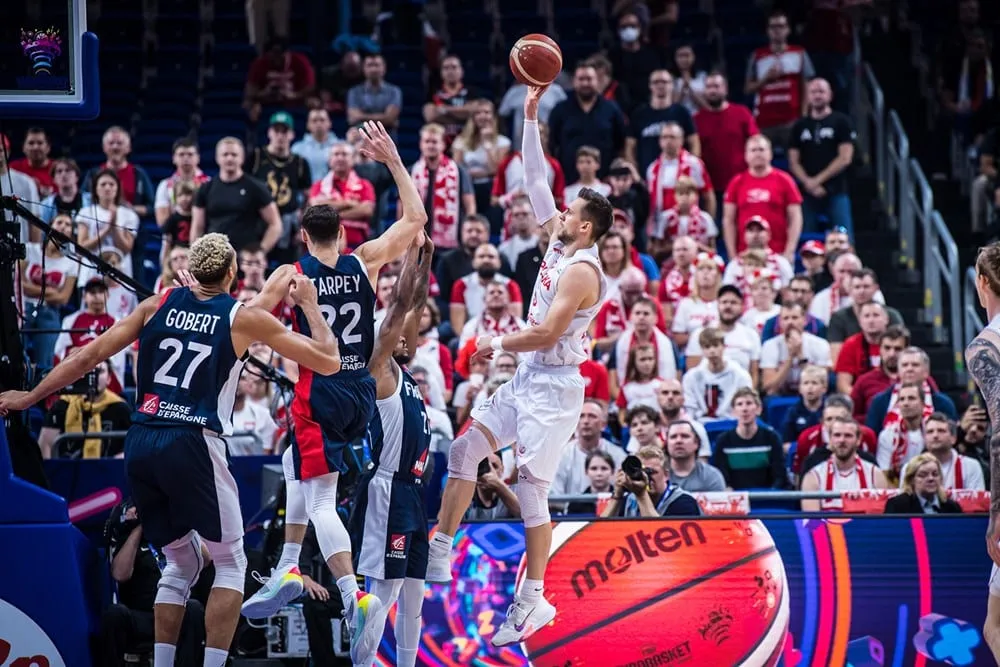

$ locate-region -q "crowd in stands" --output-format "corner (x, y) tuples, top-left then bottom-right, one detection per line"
(5, 0), (991, 527)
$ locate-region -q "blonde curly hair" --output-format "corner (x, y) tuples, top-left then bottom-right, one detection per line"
(189, 233), (235, 284)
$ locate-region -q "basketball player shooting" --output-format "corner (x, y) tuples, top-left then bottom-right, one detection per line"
(239, 120), (428, 664)
(0, 233), (340, 667)
(964, 242), (1000, 662)
(347, 236), (434, 667)
(425, 84), (613, 645)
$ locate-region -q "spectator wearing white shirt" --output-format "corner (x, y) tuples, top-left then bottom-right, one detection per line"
(646, 122), (716, 231)
(458, 279), (526, 348)
(449, 243), (523, 333)
(760, 302), (832, 396)
(615, 343), (670, 421)
(410, 365), (455, 455)
(100, 248), (139, 323)
(291, 108), (339, 184)
(671, 251), (722, 349)
(920, 413), (985, 491)
(611, 297), (678, 396)
(685, 285), (761, 377)
(551, 399), (627, 497)
(722, 216), (793, 288)
(810, 252), (885, 325)
(229, 374), (278, 455)
(1, 134), (42, 244)
(563, 146), (612, 204)
(740, 269), (781, 334)
(683, 327), (754, 422)
(412, 300), (452, 408)
(373, 273), (397, 333)
(876, 382), (927, 475)
(75, 169), (137, 285)
(153, 138), (209, 226)
(656, 378), (712, 458)
(647, 175), (717, 258)
(497, 197), (539, 269)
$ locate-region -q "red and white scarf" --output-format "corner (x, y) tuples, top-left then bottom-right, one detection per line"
(882, 381), (934, 471)
(826, 279), (847, 321)
(614, 327), (676, 381)
(471, 311), (524, 339)
(659, 266), (691, 307)
(165, 169), (210, 206)
(411, 156), (460, 249)
(649, 149), (696, 218)
(652, 205), (711, 243)
(825, 456), (870, 491)
(313, 169), (371, 238)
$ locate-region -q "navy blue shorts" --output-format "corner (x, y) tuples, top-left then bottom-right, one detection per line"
(349, 471), (428, 580)
(125, 424), (243, 548)
(291, 374), (376, 479)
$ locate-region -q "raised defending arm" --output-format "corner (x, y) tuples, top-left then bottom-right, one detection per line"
(371, 237), (434, 370)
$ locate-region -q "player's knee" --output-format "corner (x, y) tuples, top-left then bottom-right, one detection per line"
(311, 506), (351, 560)
(156, 531), (205, 606)
(285, 479), (308, 526)
(302, 473), (339, 518)
(281, 446), (296, 481)
(447, 428), (492, 482)
(204, 537), (247, 592)
(515, 468), (551, 528)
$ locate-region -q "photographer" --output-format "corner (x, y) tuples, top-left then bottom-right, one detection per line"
(97, 500), (209, 666)
(37, 359), (130, 458)
(464, 454), (521, 520)
(601, 446), (702, 518)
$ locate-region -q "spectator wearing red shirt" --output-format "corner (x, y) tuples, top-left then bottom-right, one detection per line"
(743, 10), (815, 148)
(657, 235), (697, 321)
(308, 142), (375, 250)
(581, 355), (611, 403)
(244, 38), (317, 123)
(793, 398), (876, 476)
(723, 134), (803, 260)
(449, 243), (523, 333)
(834, 302), (889, 394)
(646, 122), (715, 231)
(9, 128), (54, 197)
(850, 325), (912, 422)
(695, 73), (759, 202)
(81, 126), (155, 218)
(53, 279), (124, 394)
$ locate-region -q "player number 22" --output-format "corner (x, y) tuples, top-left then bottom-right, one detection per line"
(153, 338), (213, 389)
(319, 303), (362, 345)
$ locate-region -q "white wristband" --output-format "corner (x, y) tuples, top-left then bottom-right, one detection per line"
(490, 336), (505, 352)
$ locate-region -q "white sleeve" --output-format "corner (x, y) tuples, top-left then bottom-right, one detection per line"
(522, 119), (558, 224)
(759, 339), (780, 369)
(721, 261), (738, 286)
(748, 331), (762, 361)
(965, 458), (986, 491)
(776, 256), (793, 285)
(685, 329), (703, 356)
(693, 420), (711, 457)
(154, 179), (170, 209)
(813, 337), (832, 367)
(702, 212), (719, 239)
(876, 431), (893, 469)
(672, 300), (691, 333)
(682, 369), (702, 418)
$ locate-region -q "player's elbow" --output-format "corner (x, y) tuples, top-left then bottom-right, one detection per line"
(316, 352), (341, 376)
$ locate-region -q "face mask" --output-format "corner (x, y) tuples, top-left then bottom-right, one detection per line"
(619, 26), (640, 43)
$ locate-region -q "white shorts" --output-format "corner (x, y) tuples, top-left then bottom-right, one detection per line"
(991, 564), (1000, 597)
(470, 362), (584, 482)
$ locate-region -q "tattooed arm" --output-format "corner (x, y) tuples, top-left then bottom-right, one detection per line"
(965, 332), (1000, 566)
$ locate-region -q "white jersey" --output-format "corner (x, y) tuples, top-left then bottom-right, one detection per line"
(523, 239), (606, 366)
(808, 456), (879, 510)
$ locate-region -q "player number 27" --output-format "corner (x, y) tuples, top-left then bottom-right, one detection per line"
(319, 303), (362, 345)
(153, 339), (213, 389)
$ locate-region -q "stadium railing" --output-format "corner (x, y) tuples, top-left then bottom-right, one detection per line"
(52, 429), (264, 458)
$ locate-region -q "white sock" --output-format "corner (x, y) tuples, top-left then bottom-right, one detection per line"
(519, 578), (544, 605)
(337, 574), (360, 611)
(203, 646), (228, 667)
(276, 542), (302, 571)
(429, 532), (453, 556)
(153, 643), (176, 667)
(397, 647), (418, 667)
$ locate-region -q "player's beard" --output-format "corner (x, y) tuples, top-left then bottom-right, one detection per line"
(393, 352), (413, 365)
(557, 228), (575, 244)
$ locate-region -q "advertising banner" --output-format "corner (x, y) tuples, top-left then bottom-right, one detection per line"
(375, 517), (992, 667)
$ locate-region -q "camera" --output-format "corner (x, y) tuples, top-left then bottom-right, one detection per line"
(64, 368), (98, 395)
(621, 455), (647, 482)
(477, 457), (492, 478)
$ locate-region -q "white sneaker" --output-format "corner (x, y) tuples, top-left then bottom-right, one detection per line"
(491, 596), (556, 647)
(241, 565), (304, 619)
(348, 590), (384, 665)
(425, 551), (452, 583)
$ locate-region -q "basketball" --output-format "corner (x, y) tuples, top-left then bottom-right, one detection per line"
(509, 34), (563, 86)
(519, 520), (789, 667)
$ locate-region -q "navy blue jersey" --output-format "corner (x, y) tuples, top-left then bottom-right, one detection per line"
(133, 288), (245, 435)
(293, 254), (376, 378)
(368, 368), (432, 481)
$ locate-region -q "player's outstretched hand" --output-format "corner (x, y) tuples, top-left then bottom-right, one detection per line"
(0, 390), (32, 415)
(172, 269), (198, 288)
(288, 274), (318, 307)
(472, 335), (496, 363)
(524, 84), (549, 121)
(358, 121), (400, 165)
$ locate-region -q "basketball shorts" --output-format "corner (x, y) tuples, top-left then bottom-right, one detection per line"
(291, 374), (376, 480)
(990, 563), (1000, 597)
(470, 362), (584, 483)
(124, 424), (243, 548)
(349, 469), (428, 581)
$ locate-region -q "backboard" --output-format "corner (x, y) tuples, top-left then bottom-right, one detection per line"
(0, 0), (99, 120)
